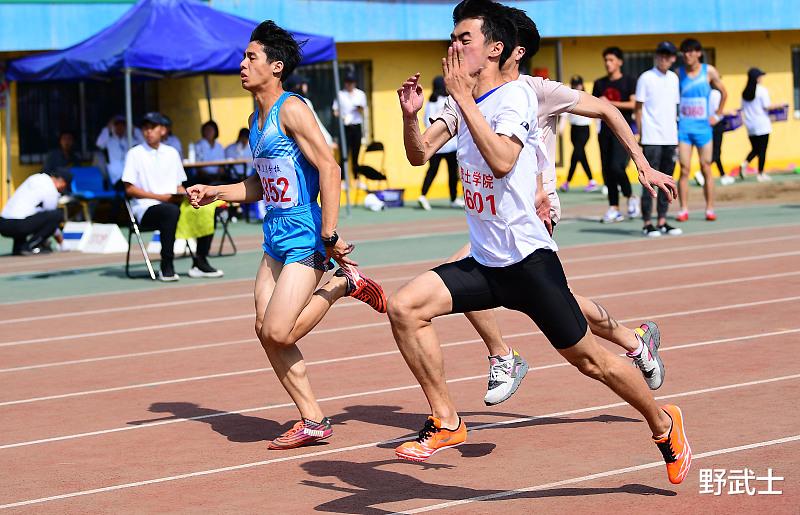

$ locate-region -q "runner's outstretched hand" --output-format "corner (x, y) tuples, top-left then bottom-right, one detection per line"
(397, 73), (424, 117)
(186, 184), (219, 208)
(638, 163), (678, 200)
(328, 238), (357, 267)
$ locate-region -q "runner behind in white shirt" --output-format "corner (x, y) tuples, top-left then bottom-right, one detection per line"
(390, 1), (690, 486)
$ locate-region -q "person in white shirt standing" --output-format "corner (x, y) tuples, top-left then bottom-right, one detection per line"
(740, 68), (780, 182)
(635, 41), (682, 237)
(333, 74), (368, 188)
(96, 115), (143, 186)
(122, 112), (223, 282)
(0, 171), (69, 255)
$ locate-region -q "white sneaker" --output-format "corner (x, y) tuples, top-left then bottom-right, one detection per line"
(601, 185), (609, 196)
(450, 197), (465, 209)
(627, 196), (640, 218)
(158, 270), (179, 282)
(756, 173), (772, 183)
(188, 265), (224, 278)
(484, 349), (529, 405)
(417, 195), (432, 211)
(628, 321), (665, 390)
(720, 175), (736, 186)
(693, 170), (705, 186)
(602, 207), (624, 223)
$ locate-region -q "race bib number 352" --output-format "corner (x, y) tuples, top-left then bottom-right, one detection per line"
(254, 157), (299, 209)
(459, 163), (500, 220)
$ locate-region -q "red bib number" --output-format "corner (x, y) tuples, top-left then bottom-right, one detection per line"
(459, 162), (500, 221)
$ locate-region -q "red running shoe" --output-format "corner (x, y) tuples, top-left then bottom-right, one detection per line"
(705, 210), (717, 221)
(268, 417), (333, 450)
(676, 211), (689, 222)
(335, 265), (387, 313)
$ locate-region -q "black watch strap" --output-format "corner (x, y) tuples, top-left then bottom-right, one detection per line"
(321, 231), (339, 247)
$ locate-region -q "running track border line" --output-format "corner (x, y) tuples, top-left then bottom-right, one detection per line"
(1, 373), (798, 509)
(3, 233), (798, 325)
(4, 269), (798, 374)
(2, 220), (797, 306)
(4, 250), (800, 348)
(2, 326), (798, 449)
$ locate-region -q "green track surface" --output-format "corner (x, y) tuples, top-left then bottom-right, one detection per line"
(2, 177), (798, 303)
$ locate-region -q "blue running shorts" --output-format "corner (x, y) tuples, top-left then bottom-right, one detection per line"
(262, 203), (331, 269)
(678, 128), (712, 147)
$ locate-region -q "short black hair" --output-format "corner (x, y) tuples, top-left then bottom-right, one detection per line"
(602, 46), (624, 61)
(680, 38), (702, 53)
(501, 4), (540, 67)
(250, 20), (305, 81)
(237, 127), (250, 140)
(452, 0), (517, 68)
(201, 120), (219, 140)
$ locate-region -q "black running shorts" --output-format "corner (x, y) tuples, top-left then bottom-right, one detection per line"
(432, 249), (587, 349)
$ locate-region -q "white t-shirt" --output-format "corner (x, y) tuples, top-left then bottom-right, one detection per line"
(425, 97), (457, 154)
(635, 67), (680, 145)
(453, 81), (557, 267)
(333, 88), (368, 126)
(742, 85), (772, 136)
(96, 127), (144, 184)
(121, 143), (187, 222)
(438, 76), (579, 224)
(1, 173), (60, 219)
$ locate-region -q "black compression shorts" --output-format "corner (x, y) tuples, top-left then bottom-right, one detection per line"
(432, 249), (587, 349)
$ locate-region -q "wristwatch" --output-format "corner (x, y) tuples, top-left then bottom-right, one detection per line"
(321, 231), (339, 248)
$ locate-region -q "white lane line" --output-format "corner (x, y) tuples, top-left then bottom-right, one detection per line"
(4, 233), (797, 325)
(4, 247), (799, 349)
(3, 294), (799, 407)
(398, 434), (800, 514)
(2, 328), (798, 450)
(1, 373), (797, 510)
(4, 270), (798, 374)
(2, 295), (799, 407)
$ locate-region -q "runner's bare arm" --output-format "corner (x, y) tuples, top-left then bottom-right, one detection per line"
(570, 91), (677, 199)
(186, 174), (263, 207)
(398, 73), (453, 165)
(708, 65), (727, 115)
(444, 43), (522, 177)
(281, 96), (342, 239)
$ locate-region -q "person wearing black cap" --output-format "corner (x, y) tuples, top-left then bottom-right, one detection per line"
(635, 41), (682, 237)
(740, 68), (782, 182)
(0, 170), (69, 255)
(122, 112), (223, 281)
(333, 73), (368, 188)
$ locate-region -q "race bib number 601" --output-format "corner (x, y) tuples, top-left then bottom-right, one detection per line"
(459, 162), (500, 221)
(254, 157), (299, 209)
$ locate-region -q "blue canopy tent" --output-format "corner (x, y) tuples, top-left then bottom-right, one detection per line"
(6, 0), (352, 211)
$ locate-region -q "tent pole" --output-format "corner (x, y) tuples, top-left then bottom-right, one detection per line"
(332, 60), (351, 217)
(204, 74), (213, 120)
(4, 84), (11, 204)
(78, 81), (88, 157)
(124, 68), (133, 149)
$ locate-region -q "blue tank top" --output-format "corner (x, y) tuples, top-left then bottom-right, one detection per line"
(678, 64), (712, 133)
(249, 92), (320, 211)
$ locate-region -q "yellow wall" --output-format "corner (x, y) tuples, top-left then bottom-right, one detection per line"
(3, 30), (799, 209)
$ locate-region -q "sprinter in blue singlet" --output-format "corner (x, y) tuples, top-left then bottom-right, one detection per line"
(187, 20), (386, 451)
(676, 38), (727, 222)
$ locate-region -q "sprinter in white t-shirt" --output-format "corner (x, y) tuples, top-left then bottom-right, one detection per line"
(635, 41), (682, 237)
(389, 1), (690, 486)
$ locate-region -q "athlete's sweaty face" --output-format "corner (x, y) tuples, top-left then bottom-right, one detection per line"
(240, 41), (274, 92)
(450, 18), (497, 76)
